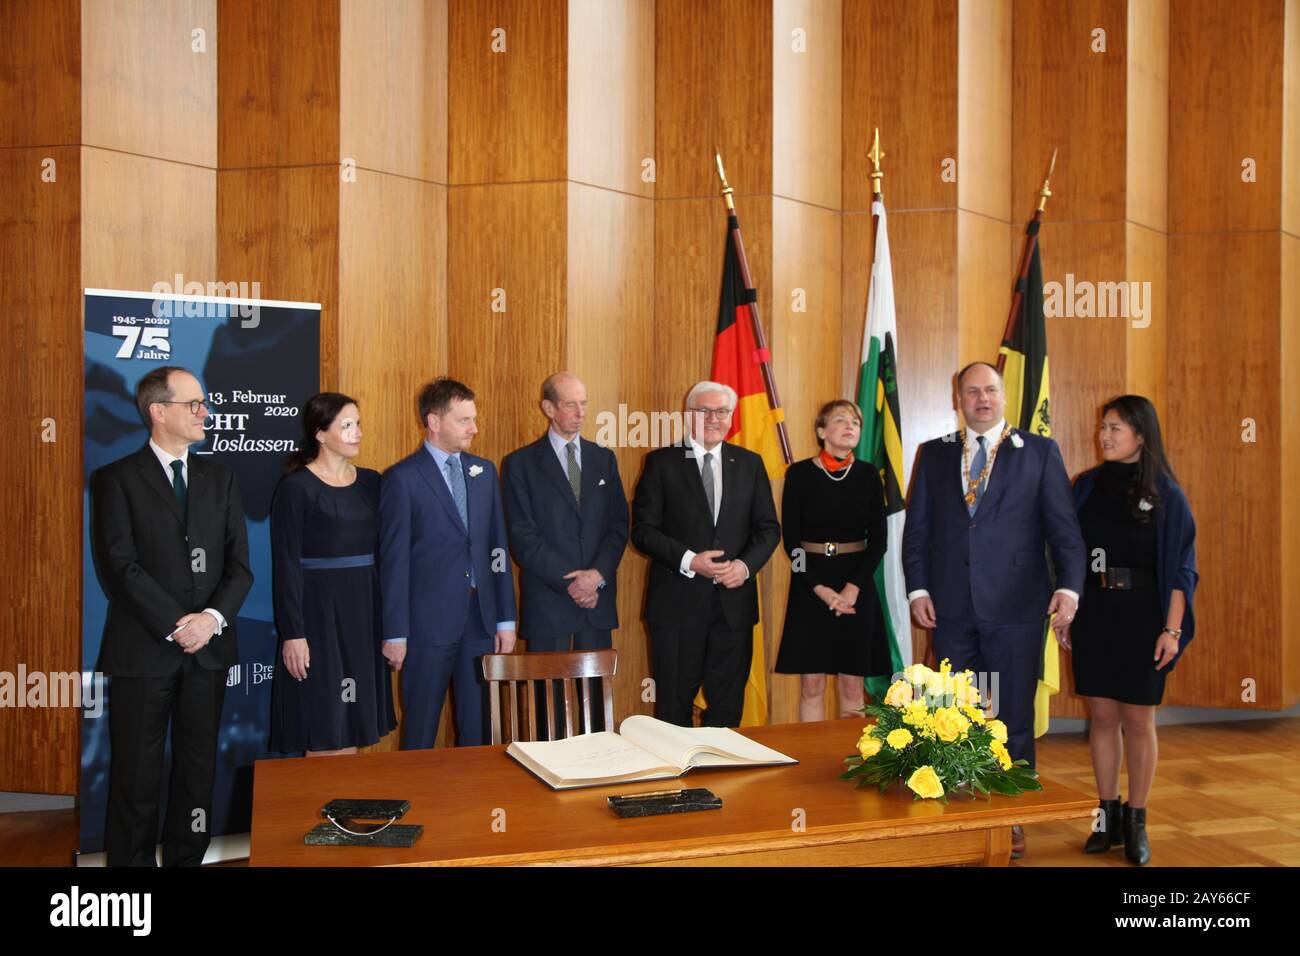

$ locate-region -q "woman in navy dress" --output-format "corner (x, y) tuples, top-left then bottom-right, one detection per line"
(269, 392), (396, 755)
(1059, 395), (1197, 866)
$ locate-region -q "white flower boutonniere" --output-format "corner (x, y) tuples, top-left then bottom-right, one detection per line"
(1008, 431), (1024, 449)
(468, 464), (484, 478)
(1138, 498), (1154, 512)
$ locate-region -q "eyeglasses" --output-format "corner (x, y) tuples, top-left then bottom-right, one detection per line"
(689, 406), (732, 421)
(156, 399), (208, 415)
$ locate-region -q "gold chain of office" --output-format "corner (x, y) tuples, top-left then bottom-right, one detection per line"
(960, 424), (1012, 508)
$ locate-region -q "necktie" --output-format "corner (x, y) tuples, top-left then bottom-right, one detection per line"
(968, 436), (988, 516)
(446, 455), (468, 529)
(566, 441), (581, 505)
(170, 459), (187, 514)
(701, 451), (716, 524)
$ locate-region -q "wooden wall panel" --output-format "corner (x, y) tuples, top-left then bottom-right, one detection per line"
(1167, 234), (1282, 708)
(338, 173), (447, 472)
(957, 211), (1013, 369)
(843, 0), (956, 214)
(217, 0), (340, 168)
(1285, 0), (1300, 237)
(0, 146), (82, 794)
(1169, 0), (1285, 234)
(565, 183), (655, 722)
(448, 0), (567, 185)
(82, 149), (217, 292)
(773, 0), (842, 210)
(340, 0), (448, 184)
(568, 0), (655, 197)
(1283, 233), (1300, 705)
(217, 167), (340, 387)
(957, 0), (1011, 223)
(81, 0), (217, 167)
(1126, 0), (1168, 232)
(1012, 0), (1127, 225)
(1124, 221), (1167, 417)
(769, 198), (842, 722)
(655, 0), (773, 199)
(0, 0), (80, 148)
(446, 183), (567, 462)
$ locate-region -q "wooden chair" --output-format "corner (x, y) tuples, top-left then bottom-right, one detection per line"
(481, 649), (617, 745)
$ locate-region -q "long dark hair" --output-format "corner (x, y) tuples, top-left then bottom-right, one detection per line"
(283, 392), (359, 473)
(1100, 394), (1177, 521)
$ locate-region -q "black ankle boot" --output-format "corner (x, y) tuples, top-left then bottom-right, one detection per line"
(1123, 802), (1151, 865)
(1084, 798), (1125, 853)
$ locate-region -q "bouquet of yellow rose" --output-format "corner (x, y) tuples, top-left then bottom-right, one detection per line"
(841, 659), (1041, 801)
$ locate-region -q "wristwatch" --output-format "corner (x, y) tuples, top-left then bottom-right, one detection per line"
(1161, 627), (1182, 638)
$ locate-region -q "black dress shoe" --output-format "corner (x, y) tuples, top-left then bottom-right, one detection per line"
(1084, 797), (1125, 853)
(1123, 802), (1151, 865)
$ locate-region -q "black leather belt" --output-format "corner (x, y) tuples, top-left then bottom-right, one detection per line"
(1094, 567), (1155, 590)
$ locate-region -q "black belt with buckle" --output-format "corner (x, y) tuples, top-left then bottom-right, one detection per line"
(1095, 566), (1155, 590)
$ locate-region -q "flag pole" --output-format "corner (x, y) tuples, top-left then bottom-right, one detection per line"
(714, 151), (792, 466)
(996, 148), (1057, 374)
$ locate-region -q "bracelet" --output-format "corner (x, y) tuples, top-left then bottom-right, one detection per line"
(1162, 626), (1182, 638)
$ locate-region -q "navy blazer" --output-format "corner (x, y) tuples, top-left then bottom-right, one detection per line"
(378, 445), (516, 645)
(1073, 467), (1198, 670)
(501, 434), (629, 638)
(902, 429), (1086, 624)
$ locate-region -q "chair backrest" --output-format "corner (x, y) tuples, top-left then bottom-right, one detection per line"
(481, 649), (618, 745)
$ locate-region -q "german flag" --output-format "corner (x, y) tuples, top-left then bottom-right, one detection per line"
(712, 215), (787, 480)
(698, 214), (786, 726)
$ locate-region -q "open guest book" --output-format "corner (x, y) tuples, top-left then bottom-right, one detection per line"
(506, 715), (798, 790)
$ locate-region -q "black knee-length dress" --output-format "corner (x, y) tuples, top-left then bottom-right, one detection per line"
(269, 466), (397, 751)
(775, 456), (889, 676)
(1071, 460), (1168, 705)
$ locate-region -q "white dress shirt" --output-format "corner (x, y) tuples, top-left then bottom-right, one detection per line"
(678, 439), (748, 582)
(148, 439), (228, 640)
(906, 419), (1078, 606)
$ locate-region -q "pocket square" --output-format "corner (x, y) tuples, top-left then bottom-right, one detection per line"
(598, 478), (606, 486)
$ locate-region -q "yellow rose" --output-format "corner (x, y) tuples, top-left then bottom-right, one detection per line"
(986, 719), (1008, 743)
(857, 733), (883, 759)
(886, 728), (914, 749)
(953, 675), (981, 707)
(902, 663), (933, 685)
(932, 706), (970, 743)
(883, 679), (914, 707)
(906, 765), (946, 799)
(989, 738), (1013, 770)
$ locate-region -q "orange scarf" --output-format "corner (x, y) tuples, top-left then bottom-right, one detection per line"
(819, 449), (854, 473)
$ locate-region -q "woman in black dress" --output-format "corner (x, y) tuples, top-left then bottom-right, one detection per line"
(1059, 395), (1198, 865)
(269, 393), (397, 755)
(775, 400), (888, 720)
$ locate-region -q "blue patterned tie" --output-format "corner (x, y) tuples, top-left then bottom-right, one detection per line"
(446, 455), (468, 529)
(170, 459), (187, 514)
(968, 436), (987, 516)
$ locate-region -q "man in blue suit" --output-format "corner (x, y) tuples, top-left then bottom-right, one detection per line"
(902, 361), (1085, 856)
(379, 378), (516, 749)
(502, 372), (628, 733)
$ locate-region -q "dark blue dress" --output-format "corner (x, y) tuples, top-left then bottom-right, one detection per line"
(269, 466), (396, 751)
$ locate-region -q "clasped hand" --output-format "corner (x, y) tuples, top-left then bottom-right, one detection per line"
(690, 550), (747, 588)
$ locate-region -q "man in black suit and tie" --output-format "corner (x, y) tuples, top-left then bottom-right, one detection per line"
(502, 372), (628, 733)
(89, 366), (252, 866)
(631, 381), (781, 728)
(502, 372), (629, 652)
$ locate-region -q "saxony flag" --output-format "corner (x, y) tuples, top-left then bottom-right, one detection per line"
(854, 197), (909, 703)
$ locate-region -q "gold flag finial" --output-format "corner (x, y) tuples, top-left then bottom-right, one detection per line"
(868, 127), (884, 197)
(1037, 148), (1057, 212)
(715, 149), (735, 211)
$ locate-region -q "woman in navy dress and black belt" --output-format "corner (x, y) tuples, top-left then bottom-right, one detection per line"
(269, 392), (396, 755)
(1059, 395), (1197, 865)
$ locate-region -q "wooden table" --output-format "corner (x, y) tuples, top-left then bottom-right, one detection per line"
(249, 718), (1094, 866)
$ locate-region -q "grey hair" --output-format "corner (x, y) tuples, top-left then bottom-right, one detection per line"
(541, 371), (581, 404)
(685, 380), (738, 410)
